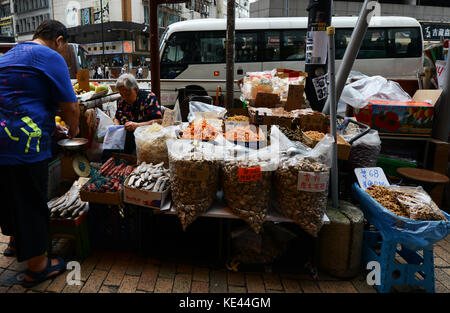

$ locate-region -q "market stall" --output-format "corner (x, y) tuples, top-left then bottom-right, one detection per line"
(45, 3), (450, 289)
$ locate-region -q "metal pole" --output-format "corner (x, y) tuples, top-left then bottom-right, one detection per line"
(150, 0), (161, 101)
(226, 0), (235, 111)
(322, 0), (376, 114)
(101, 0), (105, 67)
(433, 55), (450, 141)
(327, 26), (338, 208)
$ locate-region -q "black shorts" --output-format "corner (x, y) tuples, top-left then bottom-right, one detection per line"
(0, 160), (49, 262)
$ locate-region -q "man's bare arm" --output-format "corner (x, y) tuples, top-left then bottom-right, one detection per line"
(59, 101), (80, 138)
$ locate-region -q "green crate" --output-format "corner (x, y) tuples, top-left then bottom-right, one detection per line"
(376, 156), (417, 177)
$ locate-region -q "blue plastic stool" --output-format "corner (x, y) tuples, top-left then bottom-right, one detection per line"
(363, 230), (435, 293)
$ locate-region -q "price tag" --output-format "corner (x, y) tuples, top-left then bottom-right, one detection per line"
(312, 73), (328, 101)
(238, 166), (262, 182)
(177, 164), (209, 182)
(162, 109), (176, 127)
(354, 167), (390, 190)
(298, 171), (329, 192)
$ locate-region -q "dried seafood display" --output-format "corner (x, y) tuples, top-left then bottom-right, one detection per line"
(181, 120), (221, 140)
(224, 126), (262, 142)
(48, 181), (89, 219)
(125, 162), (170, 192)
(366, 185), (447, 221)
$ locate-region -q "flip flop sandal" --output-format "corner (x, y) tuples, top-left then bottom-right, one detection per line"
(22, 257), (67, 288)
(3, 242), (16, 257)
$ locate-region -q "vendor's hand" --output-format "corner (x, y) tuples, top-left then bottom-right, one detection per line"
(53, 123), (69, 138)
(124, 121), (138, 131)
(68, 125), (80, 139)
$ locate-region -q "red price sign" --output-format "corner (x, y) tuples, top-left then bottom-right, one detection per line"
(238, 166), (262, 182)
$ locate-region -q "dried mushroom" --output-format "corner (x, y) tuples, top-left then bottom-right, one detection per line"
(222, 160), (273, 234)
(274, 156), (329, 237)
(168, 141), (220, 231)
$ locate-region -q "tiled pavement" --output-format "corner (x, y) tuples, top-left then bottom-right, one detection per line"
(0, 232), (449, 294)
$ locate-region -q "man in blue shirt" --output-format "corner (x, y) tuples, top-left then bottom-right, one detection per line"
(0, 20), (79, 287)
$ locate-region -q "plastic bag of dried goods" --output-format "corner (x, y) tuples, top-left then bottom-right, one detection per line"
(166, 139), (221, 231)
(274, 135), (333, 237)
(347, 130), (381, 169)
(134, 124), (179, 167)
(389, 185), (447, 222)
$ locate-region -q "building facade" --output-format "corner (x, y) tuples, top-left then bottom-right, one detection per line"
(49, 0), (249, 76)
(12, 0), (51, 42)
(0, 0), (14, 42)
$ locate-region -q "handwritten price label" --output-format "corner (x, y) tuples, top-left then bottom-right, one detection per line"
(354, 167), (390, 190)
(238, 166), (262, 182)
(297, 171), (329, 192)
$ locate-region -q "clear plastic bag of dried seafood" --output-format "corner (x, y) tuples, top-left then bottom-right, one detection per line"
(274, 135), (333, 237)
(166, 139), (221, 230)
(389, 185), (447, 221)
(135, 125), (180, 168)
(222, 151), (276, 234)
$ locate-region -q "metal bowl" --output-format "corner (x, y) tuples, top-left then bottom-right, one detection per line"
(57, 138), (88, 151)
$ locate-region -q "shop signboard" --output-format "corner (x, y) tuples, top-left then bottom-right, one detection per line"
(123, 41), (135, 54)
(422, 22), (450, 41)
(80, 7), (93, 26)
(83, 41), (123, 55)
(93, 0), (110, 24)
(65, 1), (81, 27)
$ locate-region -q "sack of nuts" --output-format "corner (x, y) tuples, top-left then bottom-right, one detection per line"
(275, 154), (330, 237)
(222, 158), (273, 233)
(167, 139), (220, 230)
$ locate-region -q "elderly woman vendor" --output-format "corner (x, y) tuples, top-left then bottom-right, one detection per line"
(113, 74), (162, 154)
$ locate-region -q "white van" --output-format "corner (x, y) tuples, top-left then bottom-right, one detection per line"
(158, 16), (423, 106)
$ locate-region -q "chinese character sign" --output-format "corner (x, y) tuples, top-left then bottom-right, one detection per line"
(354, 167), (390, 190)
(238, 166), (262, 182)
(297, 171), (329, 192)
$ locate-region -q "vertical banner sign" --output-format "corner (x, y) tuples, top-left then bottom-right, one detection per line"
(305, 0), (332, 112)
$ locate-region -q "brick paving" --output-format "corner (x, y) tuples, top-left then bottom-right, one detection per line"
(0, 231), (449, 293)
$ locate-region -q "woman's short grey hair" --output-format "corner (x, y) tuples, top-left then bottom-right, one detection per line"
(116, 74), (139, 91)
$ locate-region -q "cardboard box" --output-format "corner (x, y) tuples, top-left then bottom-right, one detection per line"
(354, 89), (443, 135)
(78, 154), (136, 206)
(302, 132), (351, 160)
(123, 176), (170, 209)
(79, 187), (122, 206)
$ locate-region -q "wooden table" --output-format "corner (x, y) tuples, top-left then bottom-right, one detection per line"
(396, 167), (449, 197)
